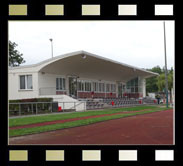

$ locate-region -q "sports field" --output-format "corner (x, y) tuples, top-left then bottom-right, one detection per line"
(9, 105), (173, 145)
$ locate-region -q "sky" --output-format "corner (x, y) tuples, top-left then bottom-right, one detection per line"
(9, 21), (174, 69)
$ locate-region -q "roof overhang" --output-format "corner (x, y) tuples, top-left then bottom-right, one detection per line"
(9, 51), (159, 82)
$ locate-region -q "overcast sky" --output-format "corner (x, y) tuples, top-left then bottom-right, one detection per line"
(9, 21), (174, 69)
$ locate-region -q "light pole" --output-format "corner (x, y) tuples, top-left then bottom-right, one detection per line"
(163, 21), (169, 108)
(49, 38), (53, 58)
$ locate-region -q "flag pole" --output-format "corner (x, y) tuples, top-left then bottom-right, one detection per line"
(163, 21), (169, 108)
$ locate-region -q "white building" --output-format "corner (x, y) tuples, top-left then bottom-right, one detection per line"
(9, 50), (158, 102)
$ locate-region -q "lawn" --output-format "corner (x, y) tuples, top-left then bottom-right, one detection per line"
(10, 105), (157, 127)
(9, 105), (170, 137)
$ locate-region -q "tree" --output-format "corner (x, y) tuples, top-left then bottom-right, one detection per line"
(9, 41), (25, 67)
(146, 66), (163, 94)
(157, 71), (173, 92)
(157, 69), (174, 102)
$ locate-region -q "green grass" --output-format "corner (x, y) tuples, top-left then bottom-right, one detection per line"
(9, 106), (169, 137)
(9, 105), (158, 127)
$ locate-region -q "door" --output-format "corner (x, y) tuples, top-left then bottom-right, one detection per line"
(118, 83), (123, 98)
(69, 77), (77, 98)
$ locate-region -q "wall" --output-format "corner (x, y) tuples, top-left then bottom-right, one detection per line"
(38, 72), (67, 95)
(148, 93), (156, 98)
(8, 72), (39, 100)
(50, 95), (86, 111)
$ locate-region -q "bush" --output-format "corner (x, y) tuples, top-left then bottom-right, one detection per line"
(9, 98), (53, 103)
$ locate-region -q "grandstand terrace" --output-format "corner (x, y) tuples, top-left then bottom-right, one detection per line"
(9, 51), (158, 111)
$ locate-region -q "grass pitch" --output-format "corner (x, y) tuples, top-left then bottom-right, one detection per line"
(9, 105), (170, 137)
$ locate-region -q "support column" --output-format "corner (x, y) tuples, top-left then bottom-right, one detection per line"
(142, 78), (146, 97)
(66, 76), (69, 95)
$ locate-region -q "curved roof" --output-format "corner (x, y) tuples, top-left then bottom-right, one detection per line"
(9, 50), (158, 82)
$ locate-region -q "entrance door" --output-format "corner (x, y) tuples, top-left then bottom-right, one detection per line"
(118, 83), (123, 98)
(118, 83), (126, 98)
(69, 77), (77, 98)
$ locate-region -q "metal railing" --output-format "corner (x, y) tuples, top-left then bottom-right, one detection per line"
(9, 98), (157, 117)
(9, 101), (86, 117)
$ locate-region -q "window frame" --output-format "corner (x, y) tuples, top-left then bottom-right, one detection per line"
(19, 74), (33, 90)
(56, 77), (66, 90)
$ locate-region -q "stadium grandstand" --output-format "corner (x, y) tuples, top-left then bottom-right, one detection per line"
(9, 51), (158, 112)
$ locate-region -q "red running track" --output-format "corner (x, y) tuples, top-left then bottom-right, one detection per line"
(9, 109), (173, 145)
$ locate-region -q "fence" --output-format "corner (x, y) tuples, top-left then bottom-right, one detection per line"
(9, 98), (157, 116)
(9, 101), (86, 117)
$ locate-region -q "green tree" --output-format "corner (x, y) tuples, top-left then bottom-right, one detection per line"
(146, 66), (163, 94)
(157, 71), (173, 92)
(9, 41), (25, 67)
(157, 69), (174, 102)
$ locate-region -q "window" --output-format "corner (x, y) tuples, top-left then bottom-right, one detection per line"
(106, 83), (110, 92)
(99, 83), (105, 92)
(77, 80), (81, 91)
(77, 80), (85, 91)
(85, 82), (91, 91)
(111, 84), (116, 92)
(20, 75), (33, 90)
(81, 81), (84, 91)
(126, 77), (138, 93)
(102, 83), (105, 92)
(93, 82), (98, 92)
(56, 78), (65, 90)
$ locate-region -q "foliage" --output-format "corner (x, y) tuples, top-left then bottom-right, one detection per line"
(146, 66), (174, 94)
(9, 98), (53, 103)
(146, 66), (163, 93)
(157, 70), (173, 92)
(9, 40), (25, 67)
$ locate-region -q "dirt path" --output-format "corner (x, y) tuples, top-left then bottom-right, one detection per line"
(10, 109), (151, 130)
(9, 109), (173, 145)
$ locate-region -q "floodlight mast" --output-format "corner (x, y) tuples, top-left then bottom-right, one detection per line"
(49, 38), (53, 58)
(163, 21), (169, 108)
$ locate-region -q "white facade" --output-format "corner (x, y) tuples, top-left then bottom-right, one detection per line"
(9, 70), (39, 100)
(9, 51), (157, 101)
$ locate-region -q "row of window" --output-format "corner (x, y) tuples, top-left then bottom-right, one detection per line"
(20, 75), (139, 93)
(77, 80), (116, 92)
(126, 77), (138, 88)
(126, 77), (141, 93)
(19, 76), (116, 92)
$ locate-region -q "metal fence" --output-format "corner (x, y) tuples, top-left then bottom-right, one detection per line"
(9, 101), (86, 117)
(9, 98), (157, 117)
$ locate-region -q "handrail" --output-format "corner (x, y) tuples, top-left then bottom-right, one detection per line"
(68, 101), (85, 110)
